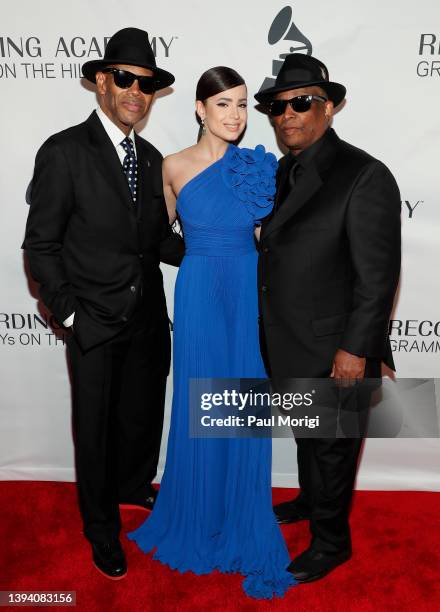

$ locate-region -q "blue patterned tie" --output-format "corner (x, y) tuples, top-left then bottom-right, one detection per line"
(121, 137), (138, 203)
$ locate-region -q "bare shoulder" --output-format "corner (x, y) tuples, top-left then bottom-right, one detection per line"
(164, 146), (197, 165)
(164, 146), (199, 172)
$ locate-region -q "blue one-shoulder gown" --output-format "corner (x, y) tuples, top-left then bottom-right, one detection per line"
(128, 144), (295, 599)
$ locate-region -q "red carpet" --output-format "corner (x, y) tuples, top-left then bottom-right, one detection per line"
(1, 482), (439, 611)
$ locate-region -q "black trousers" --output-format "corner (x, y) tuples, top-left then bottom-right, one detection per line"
(260, 323), (379, 554)
(294, 436), (362, 553)
(67, 306), (170, 544)
(295, 360), (379, 553)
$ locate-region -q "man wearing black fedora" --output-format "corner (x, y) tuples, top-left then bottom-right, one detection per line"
(23, 27), (184, 579)
(255, 54), (401, 582)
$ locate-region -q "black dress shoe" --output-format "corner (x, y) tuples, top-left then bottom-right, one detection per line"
(91, 539), (127, 580)
(273, 498), (310, 524)
(119, 486), (157, 511)
(287, 546), (351, 583)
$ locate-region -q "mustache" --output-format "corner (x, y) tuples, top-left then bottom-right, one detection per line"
(122, 97), (144, 105)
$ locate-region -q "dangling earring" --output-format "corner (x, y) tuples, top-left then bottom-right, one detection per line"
(201, 118), (207, 136)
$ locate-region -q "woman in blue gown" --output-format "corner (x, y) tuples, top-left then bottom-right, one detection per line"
(128, 67), (295, 599)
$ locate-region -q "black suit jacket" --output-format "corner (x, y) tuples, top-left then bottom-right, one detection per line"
(258, 128), (401, 378)
(23, 111), (184, 352)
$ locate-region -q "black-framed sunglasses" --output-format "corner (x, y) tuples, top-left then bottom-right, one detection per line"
(102, 68), (156, 94)
(268, 95), (328, 116)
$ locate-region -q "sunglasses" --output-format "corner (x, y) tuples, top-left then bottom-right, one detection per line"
(268, 95), (328, 116)
(102, 68), (156, 94)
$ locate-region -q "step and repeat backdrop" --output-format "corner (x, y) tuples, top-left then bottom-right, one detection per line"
(1, 0), (439, 489)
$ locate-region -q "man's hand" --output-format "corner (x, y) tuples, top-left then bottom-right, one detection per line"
(330, 349), (366, 385)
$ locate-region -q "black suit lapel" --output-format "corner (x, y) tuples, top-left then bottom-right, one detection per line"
(134, 133), (153, 220)
(274, 156), (291, 209)
(262, 128), (340, 239)
(85, 111), (135, 213)
(263, 165), (322, 237)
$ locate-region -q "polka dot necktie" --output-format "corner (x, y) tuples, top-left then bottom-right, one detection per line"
(121, 136), (138, 203)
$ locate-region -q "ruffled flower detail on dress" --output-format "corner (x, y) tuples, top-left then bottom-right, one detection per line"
(221, 144), (278, 221)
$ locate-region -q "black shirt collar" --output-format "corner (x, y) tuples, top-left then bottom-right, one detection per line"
(289, 127), (330, 168)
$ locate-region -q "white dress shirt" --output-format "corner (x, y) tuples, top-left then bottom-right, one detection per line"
(96, 106), (137, 161)
(63, 108), (137, 328)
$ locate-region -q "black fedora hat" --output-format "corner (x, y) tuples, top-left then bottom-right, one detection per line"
(255, 53), (345, 107)
(82, 27), (175, 90)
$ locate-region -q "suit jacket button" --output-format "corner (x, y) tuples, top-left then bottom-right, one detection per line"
(261, 285), (268, 292)
(263, 247), (269, 253)
(138, 253), (144, 259)
(121, 316), (128, 322)
(130, 285), (136, 293)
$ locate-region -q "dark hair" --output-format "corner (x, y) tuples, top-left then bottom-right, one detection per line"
(195, 66), (245, 141)
(196, 66), (245, 101)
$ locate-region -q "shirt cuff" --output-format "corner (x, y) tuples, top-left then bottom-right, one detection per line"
(63, 312), (75, 327)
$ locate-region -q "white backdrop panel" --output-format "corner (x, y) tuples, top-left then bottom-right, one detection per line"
(1, 0), (439, 489)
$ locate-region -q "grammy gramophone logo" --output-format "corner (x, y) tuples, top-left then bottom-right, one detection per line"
(258, 5), (313, 93)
